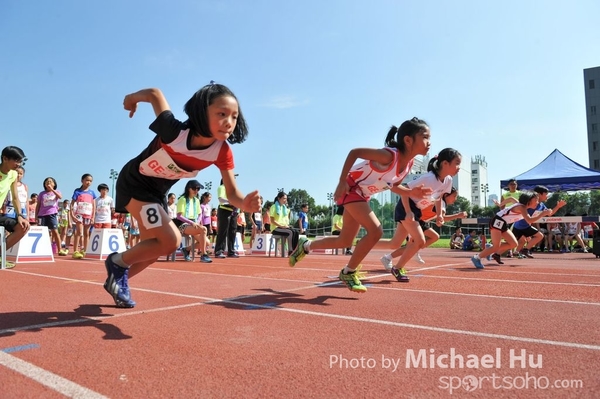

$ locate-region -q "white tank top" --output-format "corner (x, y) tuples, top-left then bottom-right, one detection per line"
(496, 203), (524, 224)
(347, 148), (414, 197)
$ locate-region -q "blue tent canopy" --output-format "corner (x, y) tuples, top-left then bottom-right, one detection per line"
(500, 149), (600, 192)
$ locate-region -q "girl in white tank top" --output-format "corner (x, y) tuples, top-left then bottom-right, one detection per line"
(288, 117), (433, 293)
(471, 191), (552, 269)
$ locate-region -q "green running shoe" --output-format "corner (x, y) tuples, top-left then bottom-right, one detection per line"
(338, 265), (367, 293)
(289, 237), (309, 267)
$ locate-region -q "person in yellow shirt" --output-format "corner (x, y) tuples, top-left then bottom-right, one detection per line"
(269, 192), (299, 255)
(0, 146), (30, 268)
(331, 205), (352, 255)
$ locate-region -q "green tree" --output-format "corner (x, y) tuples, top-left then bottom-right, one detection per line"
(589, 190), (600, 215)
(562, 191), (591, 215)
(447, 195), (471, 216)
(286, 188), (315, 212)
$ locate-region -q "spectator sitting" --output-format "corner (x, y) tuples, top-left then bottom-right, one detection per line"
(449, 227), (464, 249)
(462, 230), (480, 251)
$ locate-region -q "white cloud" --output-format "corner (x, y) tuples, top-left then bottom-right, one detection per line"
(259, 95), (309, 109)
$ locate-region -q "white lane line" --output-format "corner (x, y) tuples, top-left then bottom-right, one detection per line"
(3, 286), (600, 354)
(4, 268), (600, 352)
(0, 350), (108, 398)
(418, 274), (600, 287)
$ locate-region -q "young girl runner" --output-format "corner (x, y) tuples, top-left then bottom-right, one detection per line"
(380, 186), (467, 270)
(513, 185), (567, 257)
(471, 191), (552, 269)
(289, 117), (432, 293)
(381, 148), (461, 282)
(36, 177), (63, 255)
(104, 83), (260, 307)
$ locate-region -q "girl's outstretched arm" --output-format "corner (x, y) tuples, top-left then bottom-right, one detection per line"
(123, 88), (171, 118)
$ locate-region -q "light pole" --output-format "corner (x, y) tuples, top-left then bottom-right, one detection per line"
(327, 192), (334, 222)
(481, 183), (489, 207)
(110, 169), (119, 196)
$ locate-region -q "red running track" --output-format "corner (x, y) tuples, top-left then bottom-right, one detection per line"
(1, 246), (599, 398)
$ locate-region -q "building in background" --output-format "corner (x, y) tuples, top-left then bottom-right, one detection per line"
(585, 66), (599, 170)
(470, 155), (489, 207)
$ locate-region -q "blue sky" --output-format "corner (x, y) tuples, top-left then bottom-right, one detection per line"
(1, 1), (599, 208)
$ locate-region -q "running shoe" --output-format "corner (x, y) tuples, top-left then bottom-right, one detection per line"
(72, 251), (84, 259)
(391, 266), (410, 282)
(338, 265), (367, 293)
(415, 253), (425, 264)
(471, 256), (485, 269)
(520, 249), (534, 259)
(215, 252), (226, 259)
(379, 254), (393, 271)
(58, 249), (69, 256)
(3, 261), (15, 269)
(104, 253), (135, 307)
(491, 253), (504, 265)
(181, 247), (192, 261)
(200, 254), (213, 263)
(103, 278), (136, 308)
(289, 237), (309, 267)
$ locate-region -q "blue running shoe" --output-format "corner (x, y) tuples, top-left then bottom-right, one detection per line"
(471, 256), (485, 269)
(104, 278), (136, 308)
(181, 247), (192, 261)
(104, 253), (134, 307)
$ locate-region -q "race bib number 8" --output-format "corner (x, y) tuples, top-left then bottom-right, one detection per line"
(140, 204), (163, 230)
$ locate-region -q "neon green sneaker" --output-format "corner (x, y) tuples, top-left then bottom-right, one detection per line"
(72, 251), (84, 260)
(338, 265), (367, 293)
(289, 237), (309, 267)
(3, 261), (15, 269)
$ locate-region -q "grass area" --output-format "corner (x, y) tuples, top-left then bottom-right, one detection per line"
(429, 238), (451, 248)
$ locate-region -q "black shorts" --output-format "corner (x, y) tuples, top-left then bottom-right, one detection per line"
(173, 218), (192, 234)
(513, 226), (539, 239)
(115, 158), (171, 214)
(394, 199), (423, 223)
(38, 214), (59, 230)
(0, 215), (18, 233)
(490, 215), (509, 232)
